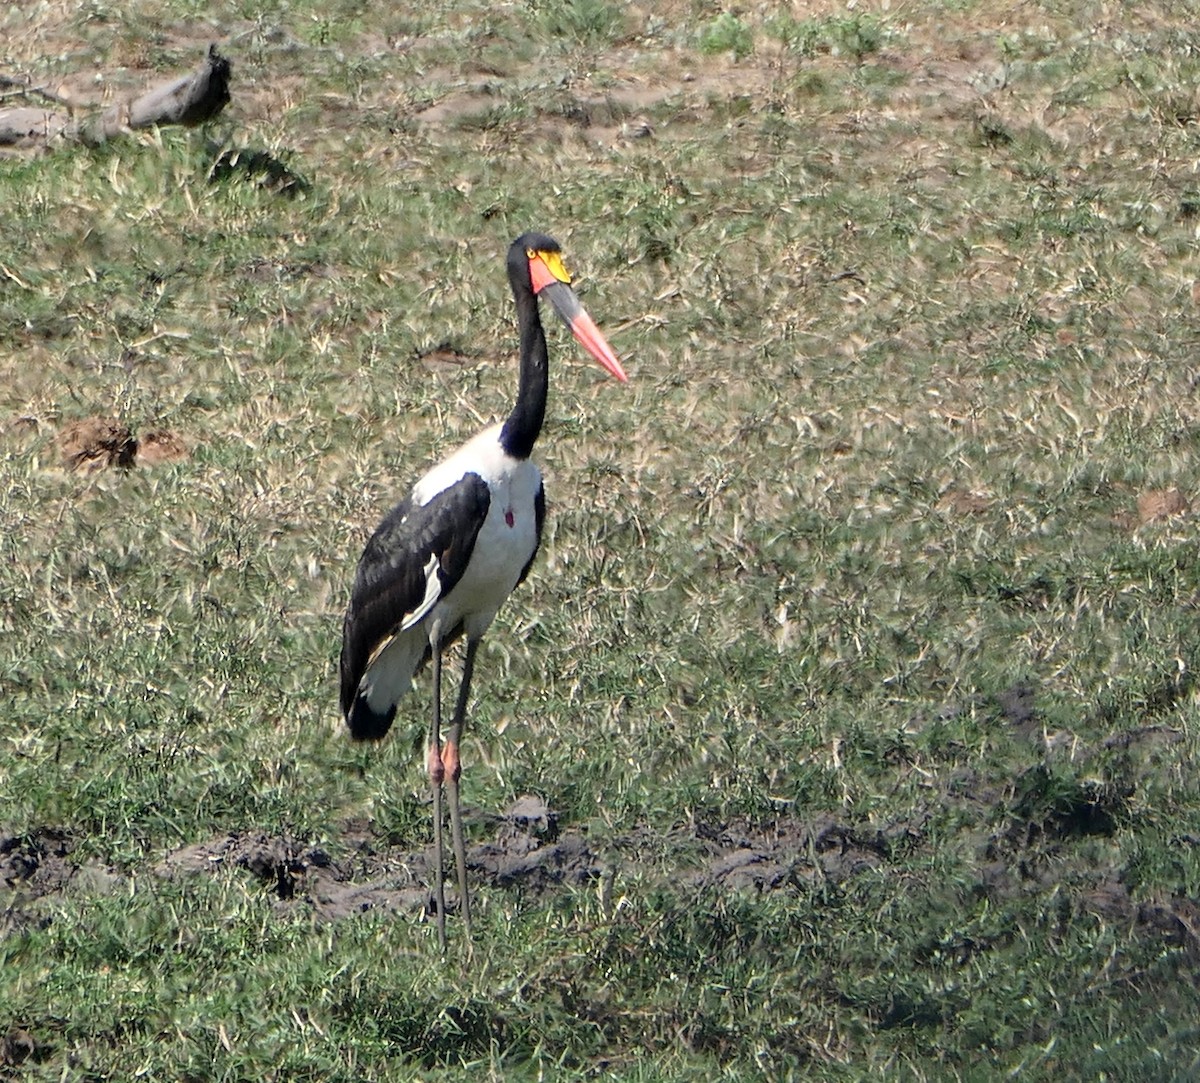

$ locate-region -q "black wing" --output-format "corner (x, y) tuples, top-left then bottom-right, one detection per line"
(515, 480), (546, 588)
(339, 473), (491, 734)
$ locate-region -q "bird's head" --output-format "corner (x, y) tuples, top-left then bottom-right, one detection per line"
(510, 232), (628, 383)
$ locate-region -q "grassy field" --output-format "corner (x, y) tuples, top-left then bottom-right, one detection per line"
(4, 0), (1200, 1077)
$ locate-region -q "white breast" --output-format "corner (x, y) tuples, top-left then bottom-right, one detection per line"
(413, 425), (542, 640)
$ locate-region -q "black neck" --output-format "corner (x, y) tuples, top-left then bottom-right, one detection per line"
(498, 282), (548, 460)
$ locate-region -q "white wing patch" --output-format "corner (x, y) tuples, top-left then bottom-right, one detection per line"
(401, 552), (442, 632)
(412, 424), (507, 506)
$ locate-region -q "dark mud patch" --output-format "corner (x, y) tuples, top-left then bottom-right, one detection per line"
(1, 1024), (49, 1070)
(154, 796), (597, 921)
(7, 785), (1197, 980)
(2, 828), (75, 894)
(686, 813), (924, 892)
(160, 830), (338, 900)
(1080, 880), (1200, 960)
(477, 833), (601, 892)
(121, 802), (921, 925)
(989, 763), (1134, 856)
(158, 828), (428, 920)
(1, 828), (119, 935)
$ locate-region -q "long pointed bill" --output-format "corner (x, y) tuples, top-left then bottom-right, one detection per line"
(536, 279), (628, 383)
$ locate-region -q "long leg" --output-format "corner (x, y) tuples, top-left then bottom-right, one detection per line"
(426, 623), (447, 952)
(443, 636), (479, 939)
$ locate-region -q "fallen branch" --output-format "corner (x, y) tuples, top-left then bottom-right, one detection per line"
(0, 75), (74, 108)
(0, 44), (231, 148)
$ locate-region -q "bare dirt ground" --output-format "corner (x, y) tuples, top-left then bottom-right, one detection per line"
(2, 804), (900, 931)
(4, 775), (1196, 960)
(54, 416), (189, 471)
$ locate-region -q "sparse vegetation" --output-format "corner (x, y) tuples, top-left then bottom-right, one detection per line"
(529, 0), (629, 48)
(767, 11), (889, 62)
(3, 1), (1200, 1079)
(697, 12), (754, 61)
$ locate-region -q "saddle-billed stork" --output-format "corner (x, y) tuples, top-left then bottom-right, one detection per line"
(339, 231), (627, 948)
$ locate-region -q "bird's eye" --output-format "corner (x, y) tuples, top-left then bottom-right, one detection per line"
(526, 248), (537, 259)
